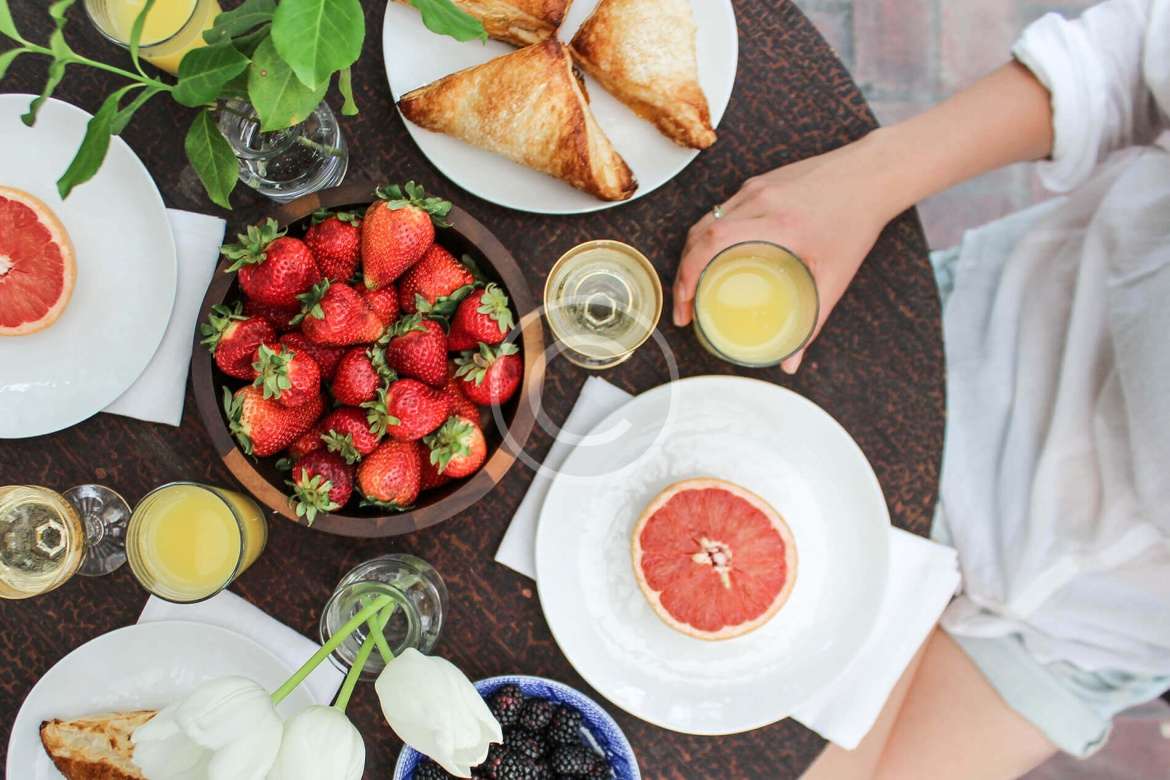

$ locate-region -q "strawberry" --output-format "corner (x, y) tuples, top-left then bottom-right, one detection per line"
(362, 181), (452, 289)
(416, 441), (451, 491)
(319, 406), (382, 464)
(455, 342), (522, 406)
(331, 346), (393, 406)
(222, 219), (321, 308)
(222, 385), (324, 457)
(362, 284), (400, 327)
(447, 284), (515, 352)
(423, 416), (487, 478)
(288, 422), (325, 459)
(304, 210), (361, 282)
(385, 315), (448, 387)
(252, 343), (321, 408)
(295, 280), (386, 346)
(397, 244), (475, 316)
(279, 332), (346, 380)
(288, 450), (353, 525)
(444, 376), (481, 424)
(243, 300), (300, 332)
(363, 380), (450, 442)
(356, 440), (421, 509)
(200, 303), (276, 380)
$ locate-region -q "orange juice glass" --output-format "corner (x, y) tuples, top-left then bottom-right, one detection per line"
(84, 0), (222, 75)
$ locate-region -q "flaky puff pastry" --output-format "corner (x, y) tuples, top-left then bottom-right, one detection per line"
(394, 0), (574, 47)
(570, 0), (716, 149)
(398, 40), (638, 201)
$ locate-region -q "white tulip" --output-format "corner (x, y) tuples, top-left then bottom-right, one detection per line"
(131, 676), (283, 780)
(267, 705), (365, 780)
(375, 648), (502, 778)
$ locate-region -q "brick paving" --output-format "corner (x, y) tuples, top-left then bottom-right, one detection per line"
(792, 0), (1097, 248)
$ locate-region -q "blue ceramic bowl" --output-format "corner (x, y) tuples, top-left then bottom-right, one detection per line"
(393, 675), (641, 780)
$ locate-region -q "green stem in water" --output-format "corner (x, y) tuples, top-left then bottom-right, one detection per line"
(361, 594), (396, 665)
(333, 603), (395, 712)
(271, 593), (394, 706)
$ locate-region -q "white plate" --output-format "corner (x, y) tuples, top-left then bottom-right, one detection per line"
(0, 94), (177, 438)
(382, 0), (738, 214)
(7, 621), (319, 779)
(535, 376), (890, 734)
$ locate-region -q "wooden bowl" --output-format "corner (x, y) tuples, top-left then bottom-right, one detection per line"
(191, 182), (546, 537)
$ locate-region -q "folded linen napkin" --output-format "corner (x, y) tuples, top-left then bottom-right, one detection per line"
(495, 377), (961, 749)
(104, 209), (226, 426)
(138, 590), (343, 706)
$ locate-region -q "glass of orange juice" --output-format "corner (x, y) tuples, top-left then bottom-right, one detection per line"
(692, 241), (819, 367)
(83, 0), (222, 75)
(126, 482), (267, 603)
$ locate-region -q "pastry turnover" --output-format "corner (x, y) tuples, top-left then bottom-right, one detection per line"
(40, 710), (155, 780)
(398, 40), (638, 201)
(394, 0), (573, 47)
(570, 0), (716, 149)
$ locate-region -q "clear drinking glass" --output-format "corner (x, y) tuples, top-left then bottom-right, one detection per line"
(543, 240), (663, 369)
(319, 554), (448, 680)
(83, 0), (222, 76)
(217, 98), (349, 203)
(0, 484), (130, 599)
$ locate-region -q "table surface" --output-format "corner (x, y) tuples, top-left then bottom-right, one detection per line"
(0, 1), (945, 777)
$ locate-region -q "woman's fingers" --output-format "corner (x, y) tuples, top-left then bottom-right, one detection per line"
(673, 216), (775, 326)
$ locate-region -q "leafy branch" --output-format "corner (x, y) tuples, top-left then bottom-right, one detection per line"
(0, 0), (484, 208)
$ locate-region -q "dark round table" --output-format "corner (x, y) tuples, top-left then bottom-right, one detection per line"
(0, 2), (945, 777)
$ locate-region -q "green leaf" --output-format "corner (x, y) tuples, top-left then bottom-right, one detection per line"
(47, 0), (75, 24)
(22, 58), (67, 126)
(338, 66), (357, 116)
(270, 0), (363, 89)
(112, 85), (161, 133)
(247, 36), (327, 132)
(409, 0), (486, 42)
(203, 0), (275, 45)
(0, 46), (24, 79)
(127, 0), (156, 75)
(228, 24), (269, 57)
(56, 86), (133, 199)
(184, 109), (237, 209)
(0, 0), (24, 42)
(173, 44), (249, 107)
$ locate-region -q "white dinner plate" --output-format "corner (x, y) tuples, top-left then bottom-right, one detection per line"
(0, 94), (177, 438)
(7, 621), (319, 779)
(382, 0), (738, 214)
(535, 376), (890, 734)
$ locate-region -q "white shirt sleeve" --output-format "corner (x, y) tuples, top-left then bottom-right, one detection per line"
(1012, 0), (1164, 192)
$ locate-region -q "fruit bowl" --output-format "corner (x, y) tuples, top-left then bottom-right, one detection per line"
(191, 182), (545, 537)
(393, 676), (641, 780)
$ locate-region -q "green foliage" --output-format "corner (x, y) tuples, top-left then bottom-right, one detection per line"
(185, 109), (238, 209)
(247, 36), (327, 132)
(270, 0), (363, 90)
(410, 0), (486, 43)
(173, 44), (249, 107)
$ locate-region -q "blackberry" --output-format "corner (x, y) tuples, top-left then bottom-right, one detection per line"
(496, 749), (540, 780)
(549, 746), (599, 776)
(532, 759), (553, 780)
(489, 685), (527, 728)
(475, 742), (507, 779)
(504, 728), (546, 760)
(415, 760), (453, 780)
(518, 698), (556, 732)
(545, 706), (584, 746)
(585, 763), (613, 779)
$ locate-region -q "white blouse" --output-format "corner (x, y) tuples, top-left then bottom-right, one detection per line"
(936, 0), (1170, 675)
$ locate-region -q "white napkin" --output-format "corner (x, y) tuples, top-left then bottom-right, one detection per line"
(496, 377), (961, 749)
(104, 209), (226, 426)
(138, 590), (344, 706)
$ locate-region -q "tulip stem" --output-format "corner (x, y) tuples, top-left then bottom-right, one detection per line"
(361, 594), (396, 664)
(271, 593), (394, 706)
(334, 603), (395, 712)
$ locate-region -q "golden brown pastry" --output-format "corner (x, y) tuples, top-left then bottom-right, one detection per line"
(398, 40), (638, 201)
(394, 0), (573, 47)
(570, 0), (717, 149)
(39, 710), (155, 780)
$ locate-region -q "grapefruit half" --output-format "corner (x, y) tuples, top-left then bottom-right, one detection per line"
(632, 477), (798, 640)
(0, 185), (76, 336)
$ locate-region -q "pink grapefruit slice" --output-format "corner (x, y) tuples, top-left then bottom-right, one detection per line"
(632, 477), (798, 640)
(0, 186), (76, 336)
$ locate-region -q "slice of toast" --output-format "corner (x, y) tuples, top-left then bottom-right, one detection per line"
(39, 710), (156, 780)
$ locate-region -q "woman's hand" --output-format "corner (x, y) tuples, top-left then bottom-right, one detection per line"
(673, 137), (896, 374)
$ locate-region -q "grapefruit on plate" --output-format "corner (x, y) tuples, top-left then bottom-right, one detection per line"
(0, 185), (76, 336)
(632, 477), (798, 640)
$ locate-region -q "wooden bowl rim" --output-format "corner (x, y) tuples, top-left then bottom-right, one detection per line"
(191, 181), (546, 537)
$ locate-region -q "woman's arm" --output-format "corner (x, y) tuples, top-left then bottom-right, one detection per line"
(672, 61), (1054, 372)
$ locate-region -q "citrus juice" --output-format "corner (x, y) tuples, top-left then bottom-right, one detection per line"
(693, 243), (818, 366)
(98, 0), (221, 74)
(128, 483), (266, 602)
